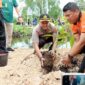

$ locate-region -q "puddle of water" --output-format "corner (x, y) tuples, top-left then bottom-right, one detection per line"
(12, 37), (71, 49)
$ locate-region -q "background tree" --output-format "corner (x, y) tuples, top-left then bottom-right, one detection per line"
(48, 0), (61, 19)
(75, 0), (85, 10)
(21, 0), (61, 21)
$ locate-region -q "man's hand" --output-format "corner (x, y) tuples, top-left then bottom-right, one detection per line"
(40, 57), (45, 67)
(49, 50), (56, 61)
(62, 54), (72, 67)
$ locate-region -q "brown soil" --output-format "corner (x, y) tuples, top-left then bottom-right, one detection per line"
(0, 48), (83, 85)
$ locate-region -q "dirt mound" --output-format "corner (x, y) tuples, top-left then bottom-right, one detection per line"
(40, 71), (62, 85)
(54, 53), (85, 73)
(41, 51), (56, 73)
(0, 48), (84, 85)
(0, 48), (63, 85)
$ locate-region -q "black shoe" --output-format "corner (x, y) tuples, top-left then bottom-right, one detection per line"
(7, 47), (14, 51)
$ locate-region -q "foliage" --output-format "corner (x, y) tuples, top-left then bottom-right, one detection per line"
(22, 8), (28, 21)
(13, 16), (75, 47)
(57, 25), (69, 46)
(48, 0), (61, 18)
(13, 24), (33, 36)
(69, 36), (75, 47)
(22, 0), (61, 21)
(76, 0), (85, 10)
(48, 4), (61, 19)
(56, 17), (74, 47)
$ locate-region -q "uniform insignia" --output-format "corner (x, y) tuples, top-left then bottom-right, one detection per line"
(43, 15), (47, 19)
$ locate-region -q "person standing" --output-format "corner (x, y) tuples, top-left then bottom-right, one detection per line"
(2, 0), (23, 51)
(0, 0), (8, 66)
(0, 0), (7, 53)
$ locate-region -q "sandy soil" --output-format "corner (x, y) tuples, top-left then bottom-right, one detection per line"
(0, 48), (69, 85)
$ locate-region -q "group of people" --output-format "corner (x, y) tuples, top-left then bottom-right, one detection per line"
(0, 0), (85, 73)
(32, 2), (85, 73)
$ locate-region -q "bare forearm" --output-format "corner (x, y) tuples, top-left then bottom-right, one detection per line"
(33, 43), (42, 59)
(69, 41), (84, 56)
(36, 48), (42, 59)
(15, 7), (21, 16)
(69, 33), (85, 56)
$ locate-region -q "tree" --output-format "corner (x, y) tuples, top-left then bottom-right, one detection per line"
(48, 0), (61, 19)
(22, 0), (61, 21)
(75, 0), (85, 10)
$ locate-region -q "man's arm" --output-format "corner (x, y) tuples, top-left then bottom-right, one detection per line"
(32, 28), (43, 60)
(15, 7), (20, 16)
(33, 42), (43, 59)
(15, 7), (23, 23)
(13, 0), (23, 22)
(62, 33), (85, 65)
(33, 42), (45, 67)
(69, 33), (85, 56)
(71, 33), (80, 48)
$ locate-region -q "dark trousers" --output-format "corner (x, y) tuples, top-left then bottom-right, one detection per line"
(0, 9), (8, 66)
(39, 36), (53, 50)
(78, 46), (85, 73)
(0, 9), (7, 53)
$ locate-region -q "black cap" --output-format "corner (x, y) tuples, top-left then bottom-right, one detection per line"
(39, 14), (50, 21)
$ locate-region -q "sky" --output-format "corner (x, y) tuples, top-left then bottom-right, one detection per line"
(60, 0), (75, 9)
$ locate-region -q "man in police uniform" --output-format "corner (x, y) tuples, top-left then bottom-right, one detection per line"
(32, 14), (57, 67)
